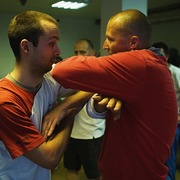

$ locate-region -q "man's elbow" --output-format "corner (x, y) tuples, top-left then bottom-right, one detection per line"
(42, 156), (61, 170)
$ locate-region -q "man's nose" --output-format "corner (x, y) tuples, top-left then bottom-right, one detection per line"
(103, 40), (108, 50)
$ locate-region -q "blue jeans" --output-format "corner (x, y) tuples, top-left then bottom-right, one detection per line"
(166, 123), (180, 180)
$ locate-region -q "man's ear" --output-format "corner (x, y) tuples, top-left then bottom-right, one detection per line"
(129, 36), (139, 50)
(20, 39), (30, 52)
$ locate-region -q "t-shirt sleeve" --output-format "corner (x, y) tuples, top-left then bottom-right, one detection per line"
(0, 95), (45, 159)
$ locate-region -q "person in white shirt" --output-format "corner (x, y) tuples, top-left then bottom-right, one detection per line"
(63, 39), (105, 180)
(152, 42), (180, 180)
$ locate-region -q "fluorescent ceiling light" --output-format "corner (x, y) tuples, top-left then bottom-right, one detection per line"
(52, 1), (88, 9)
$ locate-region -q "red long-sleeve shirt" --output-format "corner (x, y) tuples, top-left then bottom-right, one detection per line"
(52, 49), (178, 180)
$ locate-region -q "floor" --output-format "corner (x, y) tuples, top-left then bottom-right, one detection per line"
(176, 151), (180, 179)
(52, 157), (87, 180)
(52, 153), (180, 180)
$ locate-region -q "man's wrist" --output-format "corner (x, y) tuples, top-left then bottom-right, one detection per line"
(86, 98), (106, 119)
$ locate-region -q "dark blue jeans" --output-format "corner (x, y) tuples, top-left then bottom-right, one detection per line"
(166, 123), (180, 180)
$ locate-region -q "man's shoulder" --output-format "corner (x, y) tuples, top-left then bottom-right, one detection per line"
(0, 77), (13, 91)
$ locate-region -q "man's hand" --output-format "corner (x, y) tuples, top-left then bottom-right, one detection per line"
(42, 91), (93, 139)
(42, 103), (72, 140)
(92, 94), (122, 120)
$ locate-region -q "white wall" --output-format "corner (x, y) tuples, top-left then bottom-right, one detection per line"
(57, 17), (100, 58)
(0, 13), (15, 78)
(150, 19), (180, 49)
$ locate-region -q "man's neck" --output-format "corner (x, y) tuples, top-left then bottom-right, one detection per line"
(8, 67), (43, 92)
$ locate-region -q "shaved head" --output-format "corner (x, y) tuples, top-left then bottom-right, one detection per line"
(108, 9), (151, 49)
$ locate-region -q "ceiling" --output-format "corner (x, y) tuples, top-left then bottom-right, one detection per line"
(0, 0), (180, 21)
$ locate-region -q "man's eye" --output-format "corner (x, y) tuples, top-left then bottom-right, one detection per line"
(74, 51), (86, 55)
(80, 51), (86, 54)
(108, 38), (114, 42)
(49, 42), (55, 47)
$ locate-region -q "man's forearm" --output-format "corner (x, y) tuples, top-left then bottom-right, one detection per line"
(25, 110), (75, 170)
(60, 91), (93, 112)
